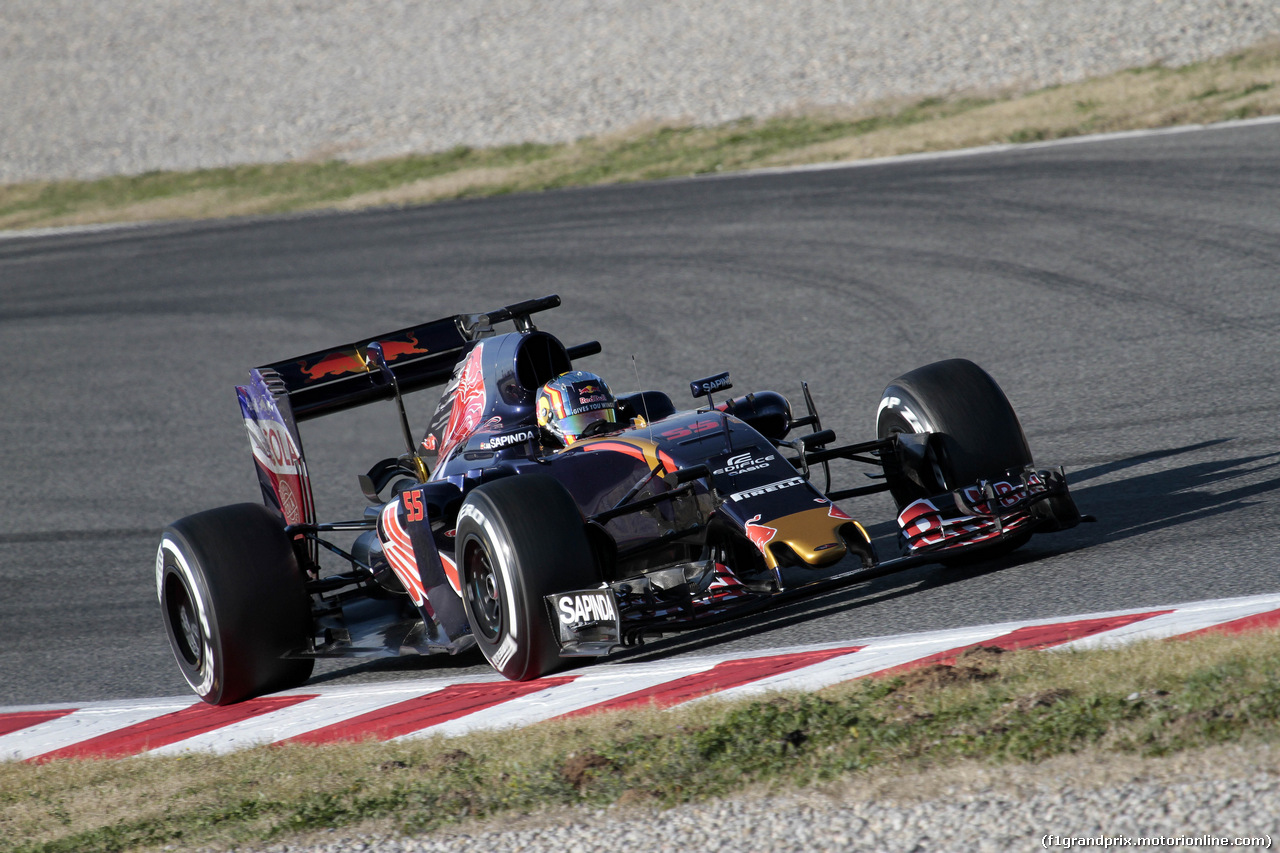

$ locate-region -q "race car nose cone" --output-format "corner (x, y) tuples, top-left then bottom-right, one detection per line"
(760, 507), (850, 569)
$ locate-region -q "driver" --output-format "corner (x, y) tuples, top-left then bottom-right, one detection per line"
(536, 370), (619, 447)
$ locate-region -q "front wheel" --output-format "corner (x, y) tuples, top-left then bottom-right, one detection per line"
(156, 503), (314, 705)
(877, 358), (1035, 558)
(877, 358), (1033, 507)
(455, 474), (601, 681)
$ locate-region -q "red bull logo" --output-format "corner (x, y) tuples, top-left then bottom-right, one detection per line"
(745, 514), (777, 552)
(378, 337), (428, 360)
(299, 350), (364, 381)
(298, 334), (428, 381)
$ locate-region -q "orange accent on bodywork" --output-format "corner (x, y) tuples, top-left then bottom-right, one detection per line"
(582, 440), (648, 465)
(578, 436), (675, 474)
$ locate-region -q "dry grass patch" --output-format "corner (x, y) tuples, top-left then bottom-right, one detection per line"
(0, 188), (299, 230)
(329, 164), (536, 210)
(770, 40), (1280, 166)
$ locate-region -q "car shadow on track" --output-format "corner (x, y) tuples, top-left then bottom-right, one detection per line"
(1067, 439), (1280, 544)
(302, 647), (492, 686)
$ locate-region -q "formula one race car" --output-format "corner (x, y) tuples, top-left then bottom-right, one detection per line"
(156, 295), (1087, 704)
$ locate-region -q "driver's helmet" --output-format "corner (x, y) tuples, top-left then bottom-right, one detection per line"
(536, 370), (618, 446)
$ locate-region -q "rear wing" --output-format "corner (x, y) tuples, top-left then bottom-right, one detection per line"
(256, 295), (555, 421)
(258, 314), (470, 422)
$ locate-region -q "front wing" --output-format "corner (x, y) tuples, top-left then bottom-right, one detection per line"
(545, 466), (1084, 655)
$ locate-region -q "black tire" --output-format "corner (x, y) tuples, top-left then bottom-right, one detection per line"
(455, 474), (601, 681)
(156, 503), (314, 705)
(877, 359), (1033, 510)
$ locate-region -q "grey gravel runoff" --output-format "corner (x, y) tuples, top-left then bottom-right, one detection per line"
(217, 753), (1280, 852)
(3, 0), (1279, 183)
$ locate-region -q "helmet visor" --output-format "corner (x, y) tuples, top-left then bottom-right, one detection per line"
(558, 407), (617, 441)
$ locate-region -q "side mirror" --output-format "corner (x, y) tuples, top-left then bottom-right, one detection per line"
(365, 341), (396, 386)
(690, 371), (732, 399)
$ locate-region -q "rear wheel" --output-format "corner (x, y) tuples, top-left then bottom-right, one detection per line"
(456, 474), (600, 681)
(877, 359), (1034, 556)
(156, 503), (314, 705)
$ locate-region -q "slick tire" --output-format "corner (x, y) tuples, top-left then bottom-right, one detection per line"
(455, 474), (601, 681)
(877, 359), (1035, 558)
(157, 503), (314, 705)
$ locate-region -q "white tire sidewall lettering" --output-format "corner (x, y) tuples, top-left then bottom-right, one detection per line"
(154, 543), (165, 601)
(458, 501), (518, 641)
(878, 394), (933, 434)
(159, 534), (217, 697)
(492, 635), (519, 670)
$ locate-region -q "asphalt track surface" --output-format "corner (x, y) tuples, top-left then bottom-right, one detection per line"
(2, 121), (1278, 708)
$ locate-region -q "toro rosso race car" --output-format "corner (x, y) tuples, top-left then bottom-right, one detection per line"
(156, 295), (1087, 704)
